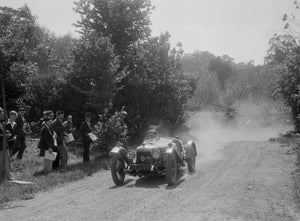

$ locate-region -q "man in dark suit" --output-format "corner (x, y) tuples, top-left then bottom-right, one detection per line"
(79, 112), (92, 163)
(51, 110), (68, 169)
(38, 117), (55, 157)
(11, 107), (26, 160)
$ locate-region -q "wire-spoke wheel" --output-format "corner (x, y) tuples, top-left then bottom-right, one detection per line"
(187, 147), (196, 172)
(111, 154), (126, 185)
(166, 152), (177, 186)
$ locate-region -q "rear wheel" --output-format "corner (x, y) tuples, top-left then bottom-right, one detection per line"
(111, 154), (126, 185)
(187, 147), (196, 172)
(166, 152), (177, 186)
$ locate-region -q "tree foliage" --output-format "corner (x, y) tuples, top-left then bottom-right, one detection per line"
(70, 34), (127, 117)
(0, 6), (37, 110)
(75, 0), (153, 60)
(73, 0), (196, 141)
(208, 56), (233, 90)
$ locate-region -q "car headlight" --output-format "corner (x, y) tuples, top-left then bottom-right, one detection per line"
(127, 151), (136, 160)
(152, 150), (161, 159)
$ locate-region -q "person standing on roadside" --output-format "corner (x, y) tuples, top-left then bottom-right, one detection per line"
(48, 110), (54, 123)
(11, 107), (26, 160)
(0, 107), (14, 180)
(38, 117), (55, 157)
(37, 110), (49, 128)
(79, 112), (92, 163)
(63, 115), (74, 134)
(51, 110), (68, 169)
(6, 111), (18, 155)
(63, 115), (75, 144)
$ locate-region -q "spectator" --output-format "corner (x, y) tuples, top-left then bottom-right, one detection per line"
(51, 110), (68, 169)
(36, 110), (49, 128)
(48, 110), (54, 123)
(63, 115), (75, 144)
(79, 112), (92, 163)
(11, 107), (27, 160)
(38, 117), (55, 159)
(37, 111), (51, 156)
(6, 111), (18, 155)
(63, 115), (74, 134)
(0, 107), (14, 180)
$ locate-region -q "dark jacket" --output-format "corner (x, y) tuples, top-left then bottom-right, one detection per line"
(79, 121), (91, 144)
(51, 118), (65, 146)
(0, 123), (9, 151)
(15, 115), (25, 140)
(38, 124), (54, 152)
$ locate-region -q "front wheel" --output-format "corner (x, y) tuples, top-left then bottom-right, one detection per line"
(111, 154), (126, 185)
(166, 152), (178, 186)
(187, 147), (196, 172)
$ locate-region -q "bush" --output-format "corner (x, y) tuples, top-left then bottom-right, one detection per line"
(94, 109), (129, 151)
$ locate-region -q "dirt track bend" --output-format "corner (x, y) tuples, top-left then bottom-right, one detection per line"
(0, 141), (299, 221)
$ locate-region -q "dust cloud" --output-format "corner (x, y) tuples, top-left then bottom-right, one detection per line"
(185, 101), (292, 163)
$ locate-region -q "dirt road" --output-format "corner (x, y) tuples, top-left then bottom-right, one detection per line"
(0, 140), (299, 221)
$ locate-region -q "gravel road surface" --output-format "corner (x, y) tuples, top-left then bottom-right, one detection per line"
(0, 141), (299, 221)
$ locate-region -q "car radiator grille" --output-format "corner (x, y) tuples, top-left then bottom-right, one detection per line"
(136, 152), (153, 164)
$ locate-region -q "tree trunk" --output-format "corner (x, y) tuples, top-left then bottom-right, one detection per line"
(0, 68), (8, 183)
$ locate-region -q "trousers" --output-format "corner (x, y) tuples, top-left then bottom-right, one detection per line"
(83, 141), (90, 163)
(11, 138), (26, 160)
(53, 143), (68, 169)
(0, 149), (14, 180)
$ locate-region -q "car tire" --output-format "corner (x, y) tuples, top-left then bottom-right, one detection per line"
(166, 152), (177, 186)
(111, 154), (126, 185)
(187, 147), (196, 172)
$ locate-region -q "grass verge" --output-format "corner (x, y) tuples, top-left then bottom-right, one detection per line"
(271, 131), (300, 206)
(0, 139), (109, 208)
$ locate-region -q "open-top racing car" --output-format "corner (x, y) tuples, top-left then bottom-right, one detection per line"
(110, 130), (197, 186)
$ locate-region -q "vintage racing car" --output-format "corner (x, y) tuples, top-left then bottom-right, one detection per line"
(110, 130), (197, 186)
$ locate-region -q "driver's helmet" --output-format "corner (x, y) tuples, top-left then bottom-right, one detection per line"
(146, 129), (158, 140)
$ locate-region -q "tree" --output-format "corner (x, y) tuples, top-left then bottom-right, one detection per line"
(114, 33), (196, 138)
(276, 46), (300, 128)
(181, 50), (216, 78)
(208, 56), (233, 90)
(264, 32), (300, 130)
(74, 0), (153, 62)
(265, 34), (298, 64)
(21, 27), (76, 121)
(0, 6), (37, 110)
(282, 1), (300, 34)
(0, 5), (37, 182)
(70, 34), (124, 115)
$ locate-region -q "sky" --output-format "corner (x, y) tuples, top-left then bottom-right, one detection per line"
(0, 0), (296, 64)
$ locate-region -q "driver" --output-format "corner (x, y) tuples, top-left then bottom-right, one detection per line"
(146, 129), (158, 141)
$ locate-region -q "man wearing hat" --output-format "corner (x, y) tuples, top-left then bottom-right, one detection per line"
(11, 107), (27, 160)
(79, 112), (92, 163)
(51, 110), (68, 169)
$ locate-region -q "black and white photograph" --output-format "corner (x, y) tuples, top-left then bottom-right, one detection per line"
(0, 0), (300, 220)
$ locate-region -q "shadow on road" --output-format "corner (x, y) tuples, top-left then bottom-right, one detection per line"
(109, 179), (134, 189)
(122, 169), (186, 189)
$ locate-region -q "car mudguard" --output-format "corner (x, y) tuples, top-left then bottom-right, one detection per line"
(183, 141), (197, 159)
(165, 147), (184, 166)
(110, 146), (130, 164)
